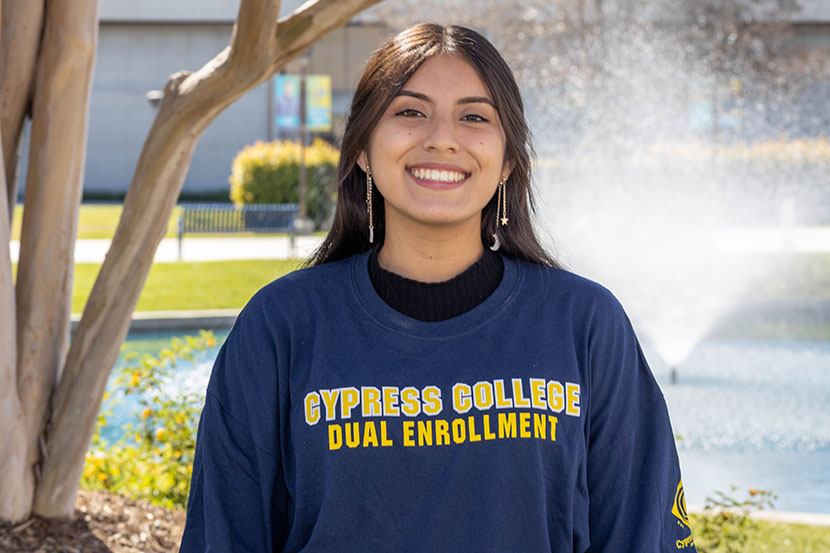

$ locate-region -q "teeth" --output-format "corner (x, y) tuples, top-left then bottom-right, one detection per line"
(410, 167), (466, 183)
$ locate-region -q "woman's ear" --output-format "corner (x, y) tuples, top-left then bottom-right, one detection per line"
(357, 151), (369, 173)
(502, 159), (515, 181)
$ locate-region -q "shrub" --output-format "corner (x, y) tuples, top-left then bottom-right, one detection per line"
(228, 138), (340, 229)
(692, 486), (777, 553)
(82, 331), (216, 510)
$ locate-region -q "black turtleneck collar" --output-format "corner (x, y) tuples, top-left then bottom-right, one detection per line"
(368, 248), (504, 322)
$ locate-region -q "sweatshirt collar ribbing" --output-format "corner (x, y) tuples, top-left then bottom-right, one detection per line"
(367, 248), (504, 322)
(351, 249), (520, 338)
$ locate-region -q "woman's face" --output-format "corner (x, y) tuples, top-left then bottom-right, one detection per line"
(359, 54), (512, 233)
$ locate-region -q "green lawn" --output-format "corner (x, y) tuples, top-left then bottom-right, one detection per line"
(689, 515), (830, 552)
(12, 204), (180, 240)
(72, 259), (302, 314)
(10, 260), (302, 314)
(748, 519), (830, 553)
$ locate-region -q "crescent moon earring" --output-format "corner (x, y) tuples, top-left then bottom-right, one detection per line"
(490, 233), (501, 252)
(490, 175), (508, 251)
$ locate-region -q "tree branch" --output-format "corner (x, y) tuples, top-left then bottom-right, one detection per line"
(0, 0), (45, 222)
(228, 0), (282, 73)
(35, 0), (384, 518)
(269, 0), (386, 74)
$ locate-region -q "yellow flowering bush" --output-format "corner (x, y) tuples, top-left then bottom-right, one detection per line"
(229, 138), (340, 228)
(82, 330), (216, 509)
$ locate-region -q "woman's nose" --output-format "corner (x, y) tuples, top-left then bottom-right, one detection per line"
(423, 116), (459, 153)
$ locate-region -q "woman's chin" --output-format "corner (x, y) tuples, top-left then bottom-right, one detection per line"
(395, 210), (482, 231)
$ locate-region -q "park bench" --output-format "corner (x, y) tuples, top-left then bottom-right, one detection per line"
(176, 203), (300, 260)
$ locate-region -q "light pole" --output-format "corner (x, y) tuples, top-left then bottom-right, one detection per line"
(294, 54), (315, 234)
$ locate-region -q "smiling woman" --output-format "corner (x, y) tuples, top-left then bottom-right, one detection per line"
(307, 23), (554, 275)
(357, 54), (512, 281)
(179, 23), (698, 553)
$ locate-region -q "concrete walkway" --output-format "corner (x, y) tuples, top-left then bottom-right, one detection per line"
(9, 235), (326, 263)
(8, 226), (830, 264)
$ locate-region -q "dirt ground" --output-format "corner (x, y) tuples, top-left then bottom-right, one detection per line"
(0, 490), (185, 553)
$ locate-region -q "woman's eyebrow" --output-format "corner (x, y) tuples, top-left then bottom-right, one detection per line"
(396, 90), (495, 108)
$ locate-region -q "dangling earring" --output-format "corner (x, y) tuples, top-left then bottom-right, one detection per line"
(490, 175), (508, 251)
(366, 166), (374, 244)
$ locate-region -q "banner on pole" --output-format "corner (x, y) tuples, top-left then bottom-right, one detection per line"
(275, 74), (301, 129)
(305, 75), (332, 132)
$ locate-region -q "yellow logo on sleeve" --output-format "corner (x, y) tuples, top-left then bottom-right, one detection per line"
(672, 480), (695, 550)
(672, 480), (690, 529)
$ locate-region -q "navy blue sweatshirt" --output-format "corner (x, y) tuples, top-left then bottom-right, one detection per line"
(180, 251), (696, 552)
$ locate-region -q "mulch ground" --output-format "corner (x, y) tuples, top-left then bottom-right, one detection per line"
(0, 490), (185, 553)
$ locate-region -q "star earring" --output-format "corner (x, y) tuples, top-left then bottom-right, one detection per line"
(490, 175), (508, 251)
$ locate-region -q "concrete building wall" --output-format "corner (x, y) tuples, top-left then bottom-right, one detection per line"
(15, 6), (388, 200)
(85, 22), (266, 197)
(98, 0), (306, 22)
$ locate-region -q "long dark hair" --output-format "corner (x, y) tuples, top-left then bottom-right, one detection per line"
(306, 23), (558, 268)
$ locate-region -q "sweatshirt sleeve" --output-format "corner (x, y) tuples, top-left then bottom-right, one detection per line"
(180, 297), (288, 552)
(584, 293), (697, 553)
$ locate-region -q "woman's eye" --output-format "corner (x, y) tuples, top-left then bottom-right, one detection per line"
(462, 114), (488, 123)
(396, 108), (425, 118)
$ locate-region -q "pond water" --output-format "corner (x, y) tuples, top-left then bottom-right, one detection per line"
(655, 338), (830, 513)
(104, 330), (830, 514)
(101, 330), (229, 443)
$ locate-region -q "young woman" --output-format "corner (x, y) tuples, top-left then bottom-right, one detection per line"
(180, 23), (696, 552)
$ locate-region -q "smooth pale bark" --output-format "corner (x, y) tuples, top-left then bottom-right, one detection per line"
(0, 96), (31, 523)
(0, 0), (45, 221)
(6, 0), (98, 522)
(33, 0), (383, 518)
(0, 4), (28, 525)
(0, 0), (9, 448)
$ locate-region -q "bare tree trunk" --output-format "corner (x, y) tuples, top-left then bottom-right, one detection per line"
(0, 0), (41, 525)
(1, 0), (98, 522)
(0, 0), (45, 222)
(33, 0), (382, 518)
(0, 91), (31, 524)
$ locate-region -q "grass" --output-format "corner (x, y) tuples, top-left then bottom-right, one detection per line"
(10, 204), (313, 240)
(74, 259), (302, 314)
(751, 519), (830, 552)
(689, 515), (830, 552)
(12, 204), (180, 240)
(748, 519), (830, 552)
(11, 260), (302, 314)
